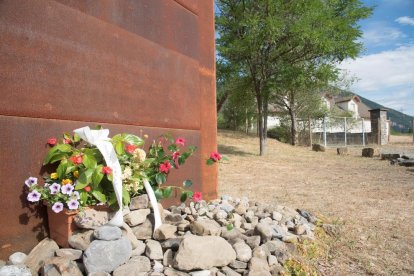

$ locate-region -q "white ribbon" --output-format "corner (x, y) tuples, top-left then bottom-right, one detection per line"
(143, 179), (162, 231)
(74, 126), (123, 227)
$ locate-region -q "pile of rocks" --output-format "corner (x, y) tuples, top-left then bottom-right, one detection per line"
(0, 195), (318, 276)
(382, 153), (414, 167)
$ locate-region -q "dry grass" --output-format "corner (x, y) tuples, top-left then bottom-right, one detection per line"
(218, 130), (414, 275)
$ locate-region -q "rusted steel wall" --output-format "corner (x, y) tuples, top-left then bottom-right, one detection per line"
(0, 0), (217, 258)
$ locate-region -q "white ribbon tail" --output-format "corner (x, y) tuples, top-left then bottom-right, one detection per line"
(144, 179), (162, 232)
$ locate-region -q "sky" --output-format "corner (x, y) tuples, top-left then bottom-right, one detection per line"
(339, 0), (414, 116)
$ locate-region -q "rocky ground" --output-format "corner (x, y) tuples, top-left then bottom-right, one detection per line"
(0, 194), (321, 276)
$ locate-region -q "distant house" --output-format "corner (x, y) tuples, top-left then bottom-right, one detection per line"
(322, 94), (371, 119)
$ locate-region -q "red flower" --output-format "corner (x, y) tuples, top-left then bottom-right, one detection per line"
(47, 137), (57, 146)
(69, 155), (83, 165)
(172, 152), (180, 168)
(210, 152), (222, 162)
(63, 138), (71, 144)
(84, 186), (91, 192)
(125, 144), (137, 154)
(159, 161), (172, 174)
(175, 138), (186, 146)
(193, 192), (202, 202)
(102, 166), (112, 175)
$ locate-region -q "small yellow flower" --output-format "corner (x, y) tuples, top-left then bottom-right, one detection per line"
(62, 179), (72, 185)
(73, 171), (79, 178)
(50, 173), (58, 179)
(144, 134), (149, 139)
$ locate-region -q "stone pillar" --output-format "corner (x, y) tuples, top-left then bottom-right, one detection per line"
(369, 108), (388, 145)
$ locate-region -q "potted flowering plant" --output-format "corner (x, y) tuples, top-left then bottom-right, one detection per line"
(24, 127), (204, 246)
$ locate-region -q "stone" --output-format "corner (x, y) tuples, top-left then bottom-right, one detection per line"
(252, 247), (267, 260)
(113, 256), (151, 275)
(145, 240), (163, 260)
(165, 213), (185, 226)
(296, 209), (317, 224)
(271, 212), (283, 222)
(69, 230), (94, 250)
(177, 221), (190, 232)
(174, 235), (236, 271)
(214, 210), (228, 220)
(221, 266), (240, 276)
(268, 255), (278, 266)
(163, 249), (174, 267)
(55, 248), (83, 261)
(229, 260), (248, 269)
(381, 153), (401, 160)
(245, 236), (261, 249)
(88, 272), (111, 276)
(282, 235), (298, 243)
(255, 223), (273, 243)
(189, 270), (212, 276)
(312, 144), (325, 152)
(26, 238), (59, 275)
(8, 252), (27, 265)
(221, 228), (242, 241)
(129, 194), (149, 210)
(164, 267), (190, 276)
(74, 208), (113, 229)
(121, 223), (141, 249)
(0, 265), (31, 276)
(132, 218), (153, 240)
(131, 240), (146, 257)
(153, 224), (178, 240)
(190, 220), (221, 236)
(362, 148), (374, 157)
(337, 147), (348, 155)
(153, 260), (164, 273)
(294, 225), (306, 235)
(270, 224), (288, 239)
(232, 241), (252, 262)
(94, 225), (123, 241)
(248, 257), (270, 274)
(161, 238), (183, 251)
(43, 256), (83, 276)
(125, 209), (151, 226)
(83, 237), (132, 274)
(218, 202), (235, 213)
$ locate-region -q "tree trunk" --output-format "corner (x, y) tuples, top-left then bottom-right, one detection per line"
(263, 97), (269, 145)
(289, 108), (298, 146)
(256, 95), (266, 156)
(216, 91), (229, 113)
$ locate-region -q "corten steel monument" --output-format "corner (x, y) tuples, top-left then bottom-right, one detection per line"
(0, 0), (217, 258)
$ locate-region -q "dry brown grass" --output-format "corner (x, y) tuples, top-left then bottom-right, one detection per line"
(218, 130), (414, 275)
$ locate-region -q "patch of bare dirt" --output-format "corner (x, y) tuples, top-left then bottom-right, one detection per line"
(218, 130), (414, 275)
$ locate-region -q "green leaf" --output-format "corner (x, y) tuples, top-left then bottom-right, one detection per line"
(75, 168), (94, 190)
(188, 146), (197, 153)
(183, 180), (192, 188)
(43, 144), (72, 164)
(48, 153), (68, 164)
(168, 144), (178, 152)
(115, 141), (124, 155)
(154, 189), (163, 201)
(155, 173), (166, 185)
(180, 192), (188, 203)
(91, 165), (104, 187)
(56, 161), (68, 179)
(122, 186), (131, 206)
(63, 133), (71, 140)
(107, 173), (113, 182)
(83, 148), (103, 163)
(82, 154), (97, 169)
(73, 133), (81, 143)
(123, 134), (144, 146)
(163, 186), (172, 198)
(65, 165), (76, 175)
(92, 190), (107, 203)
(80, 191), (88, 204)
(206, 159), (215, 165)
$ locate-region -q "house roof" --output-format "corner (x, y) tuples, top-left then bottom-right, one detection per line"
(334, 95), (361, 104)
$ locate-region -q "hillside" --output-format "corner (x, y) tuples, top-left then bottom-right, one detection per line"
(340, 91), (413, 133)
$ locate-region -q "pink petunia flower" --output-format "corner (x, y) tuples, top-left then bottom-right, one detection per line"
(47, 138), (57, 146)
(24, 177), (38, 187)
(192, 192), (202, 203)
(49, 183), (61, 195)
(102, 166), (112, 175)
(159, 161), (172, 174)
(175, 138), (186, 146)
(52, 202), (64, 213)
(69, 155), (83, 165)
(210, 151), (222, 162)
(27, 190), (41, 202)
(125, 144), (137, 154)
(67, 199), (79, 210)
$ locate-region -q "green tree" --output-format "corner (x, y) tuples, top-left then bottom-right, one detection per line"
(216, 0), (372, 155)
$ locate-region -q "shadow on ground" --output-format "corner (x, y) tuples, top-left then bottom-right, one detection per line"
(218, 144), (255, 157)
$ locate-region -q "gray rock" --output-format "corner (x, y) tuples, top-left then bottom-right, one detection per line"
(244, 236), (261, 249)
(221, 228), (242, 241)
(43, 256), (83, 276)
(189, 270), (211, 276)
(337, 147), (348, 155)
(254, 223), (273, 243)
(121, 223), (141, 249)
(0, 265), (31, 276)
(153, 224), (178, 240)
(232, 242), (252, 262)
(163, 249), (174, 267)
(94, 225), (122, 241)
(69, 230), (94, 250)
(270, 224), (288, 239)
(55, 248), (83, 261)
(161, 237), (183, 251)
(190, 220), (221, 236)
(145, 240), (163, 260)
(125, 209), (151, 227)
(153, 260), (164, 273)
(113, 256), (151, 275)
(83, 237), (132, 274)
(218, 202), (235, 213)
(132, 218), (153, 240)
(214, 210), (228, 220)
(262, 240), (287, 254)
(165, 214), (185, 226)
(229, 260), (248, 269)
(271, 212), (282, 221)
(312, 144), (325, 152)
(268, 255), (278, 266)
(8, 252), (27, 265)
(129, 195), (149, 210)
(74, 208), (113, 229)
(248, 257), (270, 274)
(362, 148), (374, 157)
(174, 235), (236, 271)
(26, 238), (59, 275)
(251, 247), (267, 260)
(88, 272), (111, 276)
(164, 267), (190, 276)
(131, 240), (146, 257)
(221, 266), (241, 276)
